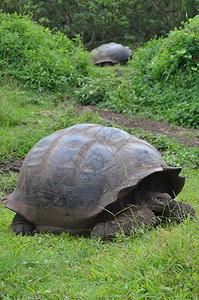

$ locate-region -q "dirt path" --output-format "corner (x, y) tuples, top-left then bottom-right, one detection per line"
(1, 105), (198, 173)
(75, 105), (199, 148)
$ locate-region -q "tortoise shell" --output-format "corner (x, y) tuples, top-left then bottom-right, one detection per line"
(91, 42), (132, 66)
(3, 124), (185, 234)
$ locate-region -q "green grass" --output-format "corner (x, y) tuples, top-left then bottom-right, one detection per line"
(0, 171), (198, 299)
(0, 82), (198, 299)
(0, 82), (102, 163)
(1, 81), (198, 170)
(1, 12), (199, 129)
(0, 20), (199, 297)
(74, 15), (199, 129)
(0, 171), (18, 195)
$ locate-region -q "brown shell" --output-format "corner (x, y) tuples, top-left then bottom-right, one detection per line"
(1, 124), (185, 234)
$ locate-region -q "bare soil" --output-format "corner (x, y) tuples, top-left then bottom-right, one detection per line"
(75, 105), (199, 148)
(1, 105), (199, 173)
(0, 159), (24, 173)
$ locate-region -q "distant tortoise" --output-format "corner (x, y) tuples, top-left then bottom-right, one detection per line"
(0, 124), (195, 239)
(91, 42), (132, 66)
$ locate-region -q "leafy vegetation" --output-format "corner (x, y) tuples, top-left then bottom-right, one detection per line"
(0, 12), (198, 128)
(0, 83), (102, 163)
(0, 10), (198, 299)
(75, 15), (199, 128)
(0, 0), (198, 48)
(127, 15), (199, 128)
(0, 78), (198, 170)
(0, 13), (90, 91)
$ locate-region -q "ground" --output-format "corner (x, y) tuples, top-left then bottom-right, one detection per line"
(75, 105), (199, 147)
(0, 105), (199, 173)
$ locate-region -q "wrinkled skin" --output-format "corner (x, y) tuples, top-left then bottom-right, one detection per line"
(91, 206), (157, 239)
(10, 214), (36, 236)
(10, 190), (195, 239)
(91, 191), (195, 239)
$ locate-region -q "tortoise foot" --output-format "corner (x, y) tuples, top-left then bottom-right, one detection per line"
(160, 200), (195, 222)
(91, 206), (157, 240)
(10, 213), (36, 236)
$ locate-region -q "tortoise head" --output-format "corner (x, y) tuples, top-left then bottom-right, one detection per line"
(138, 190), (172, 213)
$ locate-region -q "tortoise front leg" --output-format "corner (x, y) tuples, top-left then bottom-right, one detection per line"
(10, 213), (36, 236)
(160, 200), (195, 222)
(91, 206), (157, 239)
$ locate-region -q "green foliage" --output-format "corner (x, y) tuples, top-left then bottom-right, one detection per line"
(74, 75), (117, 105)
(0, 0), (198, 48)
(82, 16), (199, 128)
(130, 15), (199, 80)
(0, 0), (131, 49)
(148, 15), (199, 80)
(0, 13), (90, 90)
(0, 82), (103, 163)
(0, 171), (18, 195)
(167, 95), (199, 128)
(127, 16), (199, 128)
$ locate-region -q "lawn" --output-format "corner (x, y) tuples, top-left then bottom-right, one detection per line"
(0, 14), (198, 296)
(0, 171), (198, 299)
(0, 82), (198, 299)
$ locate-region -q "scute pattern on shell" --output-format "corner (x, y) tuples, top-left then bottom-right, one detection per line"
(3, 124), (185, 234)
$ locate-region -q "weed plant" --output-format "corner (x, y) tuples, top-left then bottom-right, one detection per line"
(75, 15), (199, 128)
(111, 15), (199, 128)
(0, 13), (90, 91)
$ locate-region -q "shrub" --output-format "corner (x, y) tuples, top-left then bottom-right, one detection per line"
(130, 15), (199, 80)
(149, 16), (199, 80)
(115, 14), (199, 128)
(74, 15), (199, 128)
(0, 13), (90, 91)
(74, 77), (115, 105)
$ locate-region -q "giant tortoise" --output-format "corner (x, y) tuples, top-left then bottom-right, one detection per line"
(0, 124), (195, 239)
(91, 42), (132, 66)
